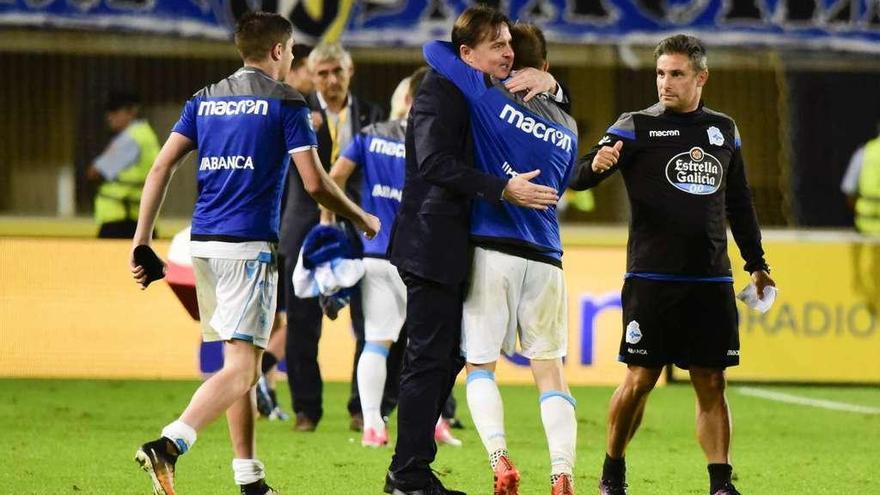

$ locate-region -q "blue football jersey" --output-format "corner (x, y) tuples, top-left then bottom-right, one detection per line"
(172, 67), (317, 243)
(340, 120), (406, 257)
(423, 41), (578, 262)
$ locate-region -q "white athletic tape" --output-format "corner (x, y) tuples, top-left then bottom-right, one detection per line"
(738, 387), (880, 415)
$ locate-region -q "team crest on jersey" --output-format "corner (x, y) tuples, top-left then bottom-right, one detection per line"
(707, 126), (725, 146)
(625, 321), (642, 344)
(665, 147), (724, 195)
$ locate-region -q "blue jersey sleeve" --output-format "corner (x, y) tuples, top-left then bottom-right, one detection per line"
(171, 99), (197, 141)
(423, 41), (488, 101)
(340, 133), (365, 167)
(283, 103), (318, 154)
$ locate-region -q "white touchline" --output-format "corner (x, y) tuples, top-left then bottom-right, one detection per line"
(738, 387), (880, 415)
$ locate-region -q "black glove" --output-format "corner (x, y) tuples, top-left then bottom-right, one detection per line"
(133, 245), (166, 287)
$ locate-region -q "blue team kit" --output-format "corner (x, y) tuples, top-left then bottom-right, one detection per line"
(423, 41), (578, 262)
(172, 67), (318, 243)
(340, 120), (407, 257)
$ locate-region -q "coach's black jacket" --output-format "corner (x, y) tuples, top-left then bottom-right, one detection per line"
(388, 70), (507, 285)
(280, 92), (386, 259)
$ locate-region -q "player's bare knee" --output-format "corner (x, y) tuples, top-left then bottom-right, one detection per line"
(690, 367), (727, 396)
(624, 366), (662, 398)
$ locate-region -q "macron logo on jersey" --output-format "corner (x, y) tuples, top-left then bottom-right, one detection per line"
(368, 138), (405, 158)
(371, 184), (402, 202)
(199, 155), (255, 171)
(499, 104), (573, 152)
(650, 129), (680, 137)
(198, 99), (269, 117)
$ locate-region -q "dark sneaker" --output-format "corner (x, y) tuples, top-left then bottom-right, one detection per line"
(256, 376), (275, 418)
(350, 412), (364, 432)
(384, 471), (466, 495)
(240, 479), (282, 495)
(135, 438), (179, 495)
(598, 479), (627, 495)
(711, 483), (741, 495)
(293, 413), (317, 432)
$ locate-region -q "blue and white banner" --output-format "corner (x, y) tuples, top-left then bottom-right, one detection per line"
(343, 0), (880, 51)
(0, 0), (233, 39)
(3, 0), (880, 51)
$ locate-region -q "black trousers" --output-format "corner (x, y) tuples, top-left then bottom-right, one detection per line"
(284, 260), (404, 422)
(390, 270), (466, 488)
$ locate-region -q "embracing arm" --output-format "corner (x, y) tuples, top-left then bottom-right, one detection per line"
(414, 72), (557, 208)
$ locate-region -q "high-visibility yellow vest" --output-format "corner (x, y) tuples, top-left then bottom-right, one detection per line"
(94, 121), (159, 225)
(856, 137), (880, 235)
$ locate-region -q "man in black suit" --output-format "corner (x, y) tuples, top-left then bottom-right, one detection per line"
(279, 42), (402, 432)
(384, 6), (563, 494)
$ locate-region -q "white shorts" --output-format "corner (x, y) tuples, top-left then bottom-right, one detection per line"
(361, 257), (407, 342)
(462, 247), (568, 364)
(192, 248), (278, 349)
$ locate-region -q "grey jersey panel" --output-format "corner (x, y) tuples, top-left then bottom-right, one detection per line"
(610, 103), (677, 135)
(195, 67), (307, 104)
(361, 119), (407, 142)
(633, 102), (665, 118)
(609, 112), (635, 135)
(492, 81), (577, 136)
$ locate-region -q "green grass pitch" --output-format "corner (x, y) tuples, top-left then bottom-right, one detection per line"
(0, 379), (876, 494)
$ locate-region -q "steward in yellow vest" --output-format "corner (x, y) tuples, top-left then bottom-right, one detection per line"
(87, 92), (159, 239)
(855, 137), (880, 235)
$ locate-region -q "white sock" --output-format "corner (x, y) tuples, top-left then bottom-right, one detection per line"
(232, 458), (265, 485)
(160, 420), (197, 455)
(540, 391), (577, 478)
(358, 342), (389, 432)
(466, 370), (507, 461)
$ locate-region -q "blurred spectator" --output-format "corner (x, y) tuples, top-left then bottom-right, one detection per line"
(285, 43), (315, 95)
(841, 123), (880, 235)
(841, 124), (880, 315)
(279, 42), (387, 433)
(87, 91), (159, 238)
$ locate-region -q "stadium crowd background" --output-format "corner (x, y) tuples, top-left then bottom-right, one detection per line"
(2, 2), (880, 230)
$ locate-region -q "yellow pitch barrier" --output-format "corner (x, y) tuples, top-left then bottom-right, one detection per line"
(1, 233), (877, 384)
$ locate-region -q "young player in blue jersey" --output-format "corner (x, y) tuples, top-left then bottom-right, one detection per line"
(424, 24), (578, 495)
(129, 12), (379, 495)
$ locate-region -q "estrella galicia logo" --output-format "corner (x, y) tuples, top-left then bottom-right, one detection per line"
(707, 126), (725, 146)
(665, 147), (724, 195)
(625, 321), (642, 344)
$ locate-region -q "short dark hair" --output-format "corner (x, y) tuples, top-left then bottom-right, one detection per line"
(234, 11), (293, 62)
(105, 91), (141, 112)
(408, 67), (429, 99)
(654, 34), (708, 72)
(292, 43), (313, 70)
(510, 23), (547, 70)
(451, 5), (511, 50)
